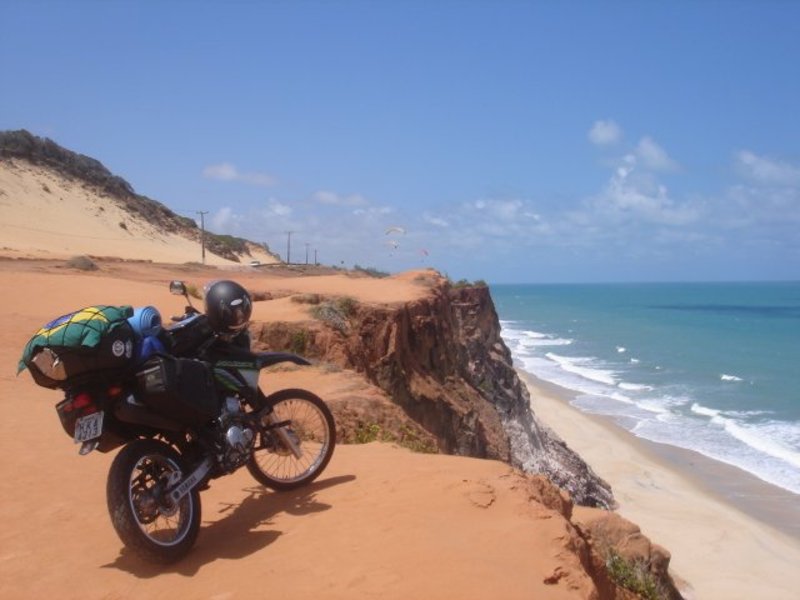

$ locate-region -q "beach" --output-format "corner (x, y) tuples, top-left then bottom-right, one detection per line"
(521, 371), (800, 599)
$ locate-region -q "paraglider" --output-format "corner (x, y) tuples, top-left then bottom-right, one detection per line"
(383, 226), (406, 257)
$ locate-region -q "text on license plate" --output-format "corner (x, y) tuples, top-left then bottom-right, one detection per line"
(74, 412), (104, 443)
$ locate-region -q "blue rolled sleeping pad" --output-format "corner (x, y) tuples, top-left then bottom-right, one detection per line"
(127, 306), (166, 363)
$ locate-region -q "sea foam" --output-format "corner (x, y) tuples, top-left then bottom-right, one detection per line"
(720, 373), (744, 382)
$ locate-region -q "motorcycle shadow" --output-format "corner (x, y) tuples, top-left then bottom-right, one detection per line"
(103, 474), (356, 577)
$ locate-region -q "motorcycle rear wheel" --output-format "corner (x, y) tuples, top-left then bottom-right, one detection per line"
(247, 388), (336, 491)
(106, 438), (201, 563)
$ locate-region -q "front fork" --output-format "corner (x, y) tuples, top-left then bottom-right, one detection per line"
(250, 388), (303, 460)
(265, 407), (303, 460)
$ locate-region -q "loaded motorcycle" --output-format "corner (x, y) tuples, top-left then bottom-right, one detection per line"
(18, 279), (336, 563)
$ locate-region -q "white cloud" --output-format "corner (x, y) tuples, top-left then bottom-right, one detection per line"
(736, 150), (800, 186)
(353, 206), (393, 216)
(423, 213), (450, 228)
(594, 153), (697, 225)
(202, 162), (277, 187)
(211, 206), (237, 232)
(588, 119), (623, 145)
(635, 136), (679, 171)
(203, 163), (237, 180)
(264, 198), (291, 217)
(313, 190), (369, 206)
(470, 198), (528, 221)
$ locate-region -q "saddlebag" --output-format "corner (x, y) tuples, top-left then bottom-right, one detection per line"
(18, 306), (136, 389)
(136, 355), (221, 426)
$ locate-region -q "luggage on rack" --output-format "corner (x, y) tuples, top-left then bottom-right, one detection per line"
(18, 305), (136, 389)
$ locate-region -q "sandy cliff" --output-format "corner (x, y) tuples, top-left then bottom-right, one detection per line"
(252, 275), (617, 509)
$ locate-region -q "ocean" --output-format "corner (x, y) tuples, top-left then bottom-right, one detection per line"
(491, 282), (800, 497)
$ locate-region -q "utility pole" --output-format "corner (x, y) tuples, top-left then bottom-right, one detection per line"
(305, 242), (310, 265)
(285, 231), (294, 264)
(314, 249), (318, 265)
(196, 211), (209, 264)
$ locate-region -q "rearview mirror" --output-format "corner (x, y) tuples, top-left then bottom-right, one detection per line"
(169, 281), (187, 296)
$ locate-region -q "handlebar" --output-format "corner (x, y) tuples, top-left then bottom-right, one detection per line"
(171, 306), (201, 322)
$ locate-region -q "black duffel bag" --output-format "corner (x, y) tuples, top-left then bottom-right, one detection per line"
(136, 355), (221, 426)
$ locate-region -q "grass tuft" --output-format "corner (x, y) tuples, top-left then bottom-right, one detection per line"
(606, 550), (665, 600)
(66, 255), (98, 271)
(350, 422), (437, 454)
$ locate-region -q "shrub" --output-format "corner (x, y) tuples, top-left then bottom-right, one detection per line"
(350, 422), (437, 453)
(353, 423), (385, 444)
(186, 284), (202, 299)
(334, 296), (358, 317)
(606, 550), (664, 600)
(354, 264), (390, 278)
(291, 293), (322, 305)
(309, 296), (359, 333)
(66, 255), (98, 271)
(451, 277), (488, 289)
(289, 330), (308, 354)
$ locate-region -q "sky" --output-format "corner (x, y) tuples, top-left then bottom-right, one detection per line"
(2, 1), (799, 283)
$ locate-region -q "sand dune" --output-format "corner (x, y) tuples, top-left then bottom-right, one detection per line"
(0, 158), (276, 266)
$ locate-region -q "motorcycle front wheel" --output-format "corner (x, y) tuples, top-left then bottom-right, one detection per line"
(106, 439), (201, 563)
(247, 388), (336, 491)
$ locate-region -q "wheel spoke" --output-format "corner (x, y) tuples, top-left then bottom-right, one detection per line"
(247, 391), (335, 490)
(129, 454), (192, 547)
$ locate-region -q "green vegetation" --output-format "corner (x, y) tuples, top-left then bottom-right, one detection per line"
(186, 284), (202, 299)
(310, 296), (359, 332)
(606, 550), (664, 600)
(350, 422), (437, 454)
(353, 423), (385, 444)
(354, 264), (390, 278)
(66, 255), (98, 271)
(477, 378), (494, 395)
(291, 293), (322, 305)
(289, 329), (308, 354)
(207, 233), (248, 255)
(334, 296), (358, 317)
(451, 278), (488, 288)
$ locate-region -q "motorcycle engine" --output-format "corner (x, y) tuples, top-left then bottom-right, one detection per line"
(217, 397), (255, 471)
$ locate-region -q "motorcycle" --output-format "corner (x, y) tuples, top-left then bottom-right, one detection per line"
(35, 280), (336, 563)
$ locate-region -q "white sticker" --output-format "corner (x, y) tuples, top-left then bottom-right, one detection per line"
(112, 340), (125, 357)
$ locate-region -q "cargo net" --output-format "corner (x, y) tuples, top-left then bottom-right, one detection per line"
(19, 305), (135, 388)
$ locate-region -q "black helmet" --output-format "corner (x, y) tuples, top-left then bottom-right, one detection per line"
(203, 280), (253, 334)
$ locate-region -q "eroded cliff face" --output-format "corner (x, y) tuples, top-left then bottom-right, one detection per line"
(252, 277), (614, 509)
(251, 276), (685, 597)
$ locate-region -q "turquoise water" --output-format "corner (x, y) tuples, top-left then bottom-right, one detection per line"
(491, 282), (800, 495)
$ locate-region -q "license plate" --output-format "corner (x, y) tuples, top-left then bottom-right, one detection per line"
(74, 412), (104, 443)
